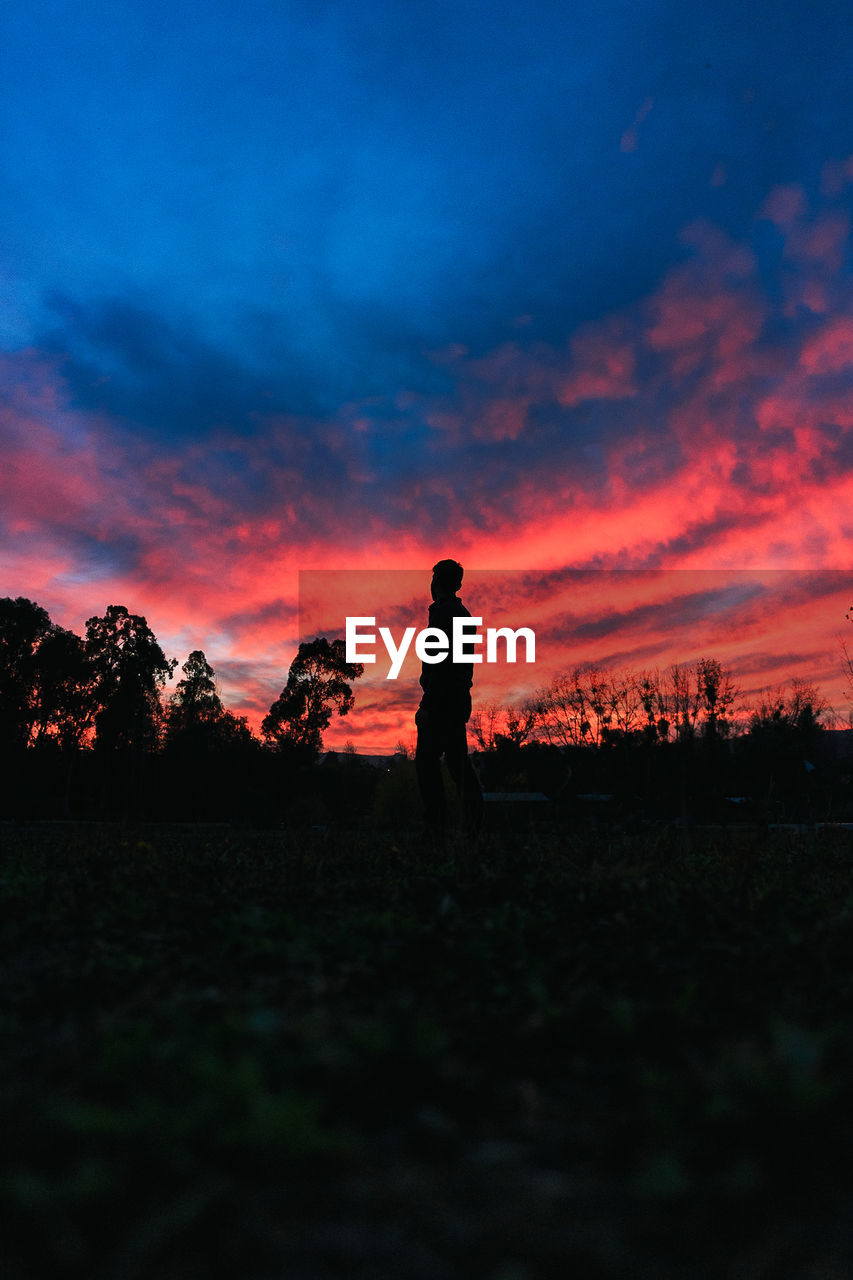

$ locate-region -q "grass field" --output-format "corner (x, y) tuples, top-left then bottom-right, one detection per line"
(3, 819), (853, 1278)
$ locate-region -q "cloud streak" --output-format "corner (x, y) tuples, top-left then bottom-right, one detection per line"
(4, 167), (853, 745)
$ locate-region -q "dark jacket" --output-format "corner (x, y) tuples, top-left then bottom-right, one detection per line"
(419, 595), (474, 718)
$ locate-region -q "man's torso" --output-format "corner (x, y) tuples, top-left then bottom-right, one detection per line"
(419, 595), (474, 718)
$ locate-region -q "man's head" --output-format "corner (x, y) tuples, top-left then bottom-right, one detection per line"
(431, 558), (464, 600)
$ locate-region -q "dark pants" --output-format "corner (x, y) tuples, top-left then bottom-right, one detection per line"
(415, 704), (484, 834)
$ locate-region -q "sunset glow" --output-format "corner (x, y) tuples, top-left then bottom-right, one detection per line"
(2, 1), (852, 750)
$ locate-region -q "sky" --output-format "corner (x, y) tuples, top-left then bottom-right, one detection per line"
(2, 0), (853, 750)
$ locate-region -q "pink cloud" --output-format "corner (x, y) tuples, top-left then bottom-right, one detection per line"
(6, 167), (853, 746)
(760, 183), (808, 228)
(559, 319), (637, 405)
(620, 96), (654, 153)
(800, 315), (853, 374)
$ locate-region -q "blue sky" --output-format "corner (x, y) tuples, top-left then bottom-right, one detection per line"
(4, 0), (850, 399)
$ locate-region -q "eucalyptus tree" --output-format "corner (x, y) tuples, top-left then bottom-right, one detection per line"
(165, 649), (255, 753)
(262, 637), (363, 760)
(85, 605), (176, 753)
(0, 596), (53, 749)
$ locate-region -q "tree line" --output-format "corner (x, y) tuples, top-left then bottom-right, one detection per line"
(0, 597), (362, 759)
(0, 597), (364, 820)
(0, 593), (847, 824)
(471, 659), (830, 752)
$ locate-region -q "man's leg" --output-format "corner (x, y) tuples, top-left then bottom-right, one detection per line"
(415, 711), (447, 831)
(443, 718), (484, 836)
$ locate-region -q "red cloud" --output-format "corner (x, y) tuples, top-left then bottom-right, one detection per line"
(6, 169), (853, 746)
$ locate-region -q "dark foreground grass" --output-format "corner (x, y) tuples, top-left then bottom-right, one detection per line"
(3, 820), (853, 1278)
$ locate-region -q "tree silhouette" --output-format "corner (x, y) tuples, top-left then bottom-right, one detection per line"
(165, 649), (254, 753)
(29, 625), (95, 750)
(470, 701), (536, 752)
(533, 665), (620, 748)
(842, 605), (853, 706)
(695, 657), (739, 740)
(262, 638), (363, 759)
(0, 597), (54, 748)
(85, 605), (176, 753)
(749, 678), (828, 741)
(166, 649), (221, 739)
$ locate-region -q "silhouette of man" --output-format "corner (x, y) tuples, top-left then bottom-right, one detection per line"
(415, 559), (484, 836)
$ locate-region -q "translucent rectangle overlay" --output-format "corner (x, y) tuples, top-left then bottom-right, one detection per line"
(299, 569), (852, 754)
